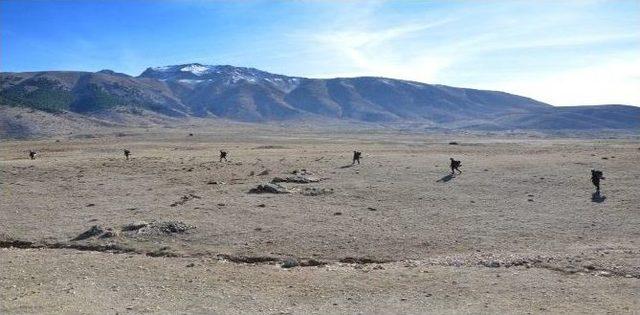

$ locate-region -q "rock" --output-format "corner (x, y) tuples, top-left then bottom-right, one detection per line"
(273, 174), (320, 183)
(99, 228), (119, 238)
(301, 187), (334, 196)
(334, 212), (342, 216)
(258, 170), (270, 176)
(248, 183), (291, 194)
(367, 207), (377, 211)
(134, 221), (196, 236)
(281, 258), (299, 268)
(271, 170), (320, 184)
(72, 225), (105, 241)
(449, 142), (459, 145)
(85, 203), (95, 207)
(483, 261), (501, 268)
(170, 194), (201, 207)
(122, 221), (149, 231)
(257, 204), (266, 208)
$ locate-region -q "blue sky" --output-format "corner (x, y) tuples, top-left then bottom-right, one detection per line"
(1, 0), (638, 106)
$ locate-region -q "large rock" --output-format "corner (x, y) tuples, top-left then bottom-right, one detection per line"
(271, 174), (320, 184)
(135, 221), (196, 236)
(248, 183), (291, 194)
(72, 225), (105, 241)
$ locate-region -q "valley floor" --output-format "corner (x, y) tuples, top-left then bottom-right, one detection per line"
(1, 126), (638, 314)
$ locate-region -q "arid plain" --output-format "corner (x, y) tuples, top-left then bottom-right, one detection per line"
(1, 124), (639, 314)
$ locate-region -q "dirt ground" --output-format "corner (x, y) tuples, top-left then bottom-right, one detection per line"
(1, 125), (639, 314)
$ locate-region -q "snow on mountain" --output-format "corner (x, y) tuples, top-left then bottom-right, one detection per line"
(180, 64), (210, 76)
(139, 64), (301, 92)
(3, 65), (639, 130)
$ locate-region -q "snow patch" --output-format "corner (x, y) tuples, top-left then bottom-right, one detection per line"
(178, 79), (205, 84)
(180, 64), (211, 76)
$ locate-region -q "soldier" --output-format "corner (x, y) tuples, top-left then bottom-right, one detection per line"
(591, 170), (604, 193)
(450, 157), (462, 174)
(352, 151), (362, 165)
(28, 150), (37, 160)
(219, 150), (228, 162)
(123, 149), (131, 160)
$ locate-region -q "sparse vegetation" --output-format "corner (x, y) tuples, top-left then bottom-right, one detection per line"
(0, 77), (74, 112)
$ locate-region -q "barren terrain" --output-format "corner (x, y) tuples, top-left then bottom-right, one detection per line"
(1, 125), (639, 314)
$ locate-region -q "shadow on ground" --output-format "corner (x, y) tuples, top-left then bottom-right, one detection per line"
(437, 174), (455, 183)
(591, 192), (606, 203)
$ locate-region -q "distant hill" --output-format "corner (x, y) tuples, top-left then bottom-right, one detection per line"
(1, 63), (638, 132)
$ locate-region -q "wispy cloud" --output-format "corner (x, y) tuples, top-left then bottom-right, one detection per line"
(291, 0), (640, 105)
(3, 0), (638, 105)
(301, 12), (456, 82)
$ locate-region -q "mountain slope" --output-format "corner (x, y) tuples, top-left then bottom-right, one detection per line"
(1, 63), (638, 131)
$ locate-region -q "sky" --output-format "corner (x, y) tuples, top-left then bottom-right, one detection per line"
(1, 0), (639, 106)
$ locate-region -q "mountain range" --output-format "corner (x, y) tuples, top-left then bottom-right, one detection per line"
(1, 63), (638, 131)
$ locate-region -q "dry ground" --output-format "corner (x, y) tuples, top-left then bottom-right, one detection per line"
(1, 125), (639, 314)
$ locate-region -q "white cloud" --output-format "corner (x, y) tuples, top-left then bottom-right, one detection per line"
(307, 19), (455, 82)
(288, 1), (639, 105)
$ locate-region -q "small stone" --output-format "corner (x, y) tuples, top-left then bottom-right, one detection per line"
(484, 261), (500, 268)
(334, 212), (342, 216)
(281, 258), (299, 269)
